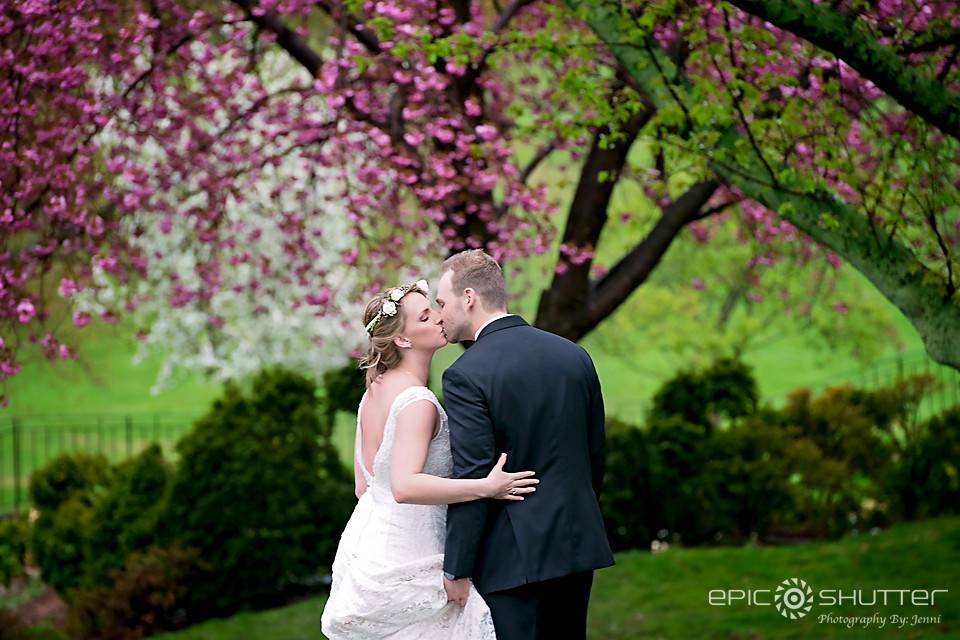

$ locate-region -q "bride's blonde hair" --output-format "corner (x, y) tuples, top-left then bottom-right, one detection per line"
(358, 281), (429, 387)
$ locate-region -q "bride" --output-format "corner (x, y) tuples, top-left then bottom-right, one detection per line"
(321, 279), (538, 639)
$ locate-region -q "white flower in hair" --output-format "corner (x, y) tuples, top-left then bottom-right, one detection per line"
(381, 300), (398, 316)
(415, 279), (429, 293)
(389, 287), (405, 302)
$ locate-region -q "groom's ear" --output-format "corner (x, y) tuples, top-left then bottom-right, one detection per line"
(462, 287), (477, 310)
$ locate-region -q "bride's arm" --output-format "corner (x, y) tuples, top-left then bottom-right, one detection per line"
(390, 400), (537, 505)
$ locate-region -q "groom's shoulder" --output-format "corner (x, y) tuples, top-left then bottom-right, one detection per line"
(527, 326), (599, 376)
(525, 324), (590, 356)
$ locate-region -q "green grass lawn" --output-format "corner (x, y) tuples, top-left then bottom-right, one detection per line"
(148, 515), (959, 639)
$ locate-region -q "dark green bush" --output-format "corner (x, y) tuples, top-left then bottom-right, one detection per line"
(65, 544), (209, 640)
(649, 356), (757, 434)
(696, 416), (798, 543)
(601, 415), (713, 549)
(0, 511), (30, 587)
(320, 363), (366, 430)
(781, 384), (895, 481)
(599, 362), (953, 550)
(158, 368), (354, 617)
(885, 405), (960, 520)
(28, 452), (111, 596)
(645, 416), (711, 541)
(919, 406), (960, 516)
(28, 452), (110, 513)
(86, 444), (172, 587)
(27, 447), (172, 600)
(31, 495), (97, 598)
(600, 418), (656, 551)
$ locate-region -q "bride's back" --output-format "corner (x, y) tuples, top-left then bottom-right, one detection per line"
(357, 375), (450, 492)
(351, 378), (452, 561)
(358, 377), (401, 474)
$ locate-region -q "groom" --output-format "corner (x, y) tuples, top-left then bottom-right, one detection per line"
(435, 249), (614, 640)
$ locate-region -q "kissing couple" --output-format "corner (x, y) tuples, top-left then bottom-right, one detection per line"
(321, 249), (614, 639)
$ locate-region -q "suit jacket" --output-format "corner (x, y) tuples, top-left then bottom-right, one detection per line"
(441, 315), (615, 594)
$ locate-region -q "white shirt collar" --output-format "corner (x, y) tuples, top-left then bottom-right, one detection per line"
(474, 313), (513, 341)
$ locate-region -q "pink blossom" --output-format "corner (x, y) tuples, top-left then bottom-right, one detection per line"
(58, 278), (79, 297)
(17, 300), (35, 323)
(475, 124), (497, 141)
(306, 288), (332, 305)
(445, 61), (466, 76)
(86, 215), (104, 237)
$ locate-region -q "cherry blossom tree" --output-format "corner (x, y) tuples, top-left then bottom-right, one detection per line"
(566, 0), (960, 368)
(3, 0), (958, 405)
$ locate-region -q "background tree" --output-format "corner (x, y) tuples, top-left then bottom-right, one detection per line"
(566, 0), (960, 368)
(3, 0), (954, 403)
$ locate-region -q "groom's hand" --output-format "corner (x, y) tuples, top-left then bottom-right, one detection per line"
(443, 575), (471, 607)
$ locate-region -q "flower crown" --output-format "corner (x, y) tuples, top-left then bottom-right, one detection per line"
(365, 279), (430, 335)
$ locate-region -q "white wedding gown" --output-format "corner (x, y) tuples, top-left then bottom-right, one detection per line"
(321, 385), (497, 640)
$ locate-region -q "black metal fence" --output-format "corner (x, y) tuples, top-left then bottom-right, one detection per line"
(0, 412), (201, 515)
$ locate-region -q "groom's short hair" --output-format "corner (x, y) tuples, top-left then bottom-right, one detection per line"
(441, 249), (507, 311)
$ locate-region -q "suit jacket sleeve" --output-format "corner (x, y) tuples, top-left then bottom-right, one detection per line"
(585, 352), (606, 498)
(442, 366), (496, 579)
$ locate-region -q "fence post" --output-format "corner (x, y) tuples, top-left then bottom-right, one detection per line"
(125, 415), (133, 458)
(12, 417), (21, 512)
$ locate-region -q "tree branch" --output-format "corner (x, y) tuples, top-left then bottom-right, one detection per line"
(461, 0), (537, 96)
(726, 0), (960, 140)
(232, 0), (322, 74)
(519, 140), (557, 184)
(534, 104), (656, 337)
(902, 28), (960, 53)
(314, 0), (383, 54)
(581, 180), (719, 337)
(690, 198), (740, 222)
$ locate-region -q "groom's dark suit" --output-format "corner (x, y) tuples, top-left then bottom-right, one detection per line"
(442, 315), (614, 639)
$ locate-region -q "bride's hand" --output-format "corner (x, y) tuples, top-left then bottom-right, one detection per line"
(484, 453), (538, 501)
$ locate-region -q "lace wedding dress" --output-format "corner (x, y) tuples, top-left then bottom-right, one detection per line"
(321, 385), (497, 640)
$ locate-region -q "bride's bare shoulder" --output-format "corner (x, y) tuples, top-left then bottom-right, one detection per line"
(365, 373), (422, 410)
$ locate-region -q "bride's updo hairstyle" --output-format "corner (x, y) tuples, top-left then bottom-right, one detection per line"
(359, 280), (429, 387)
